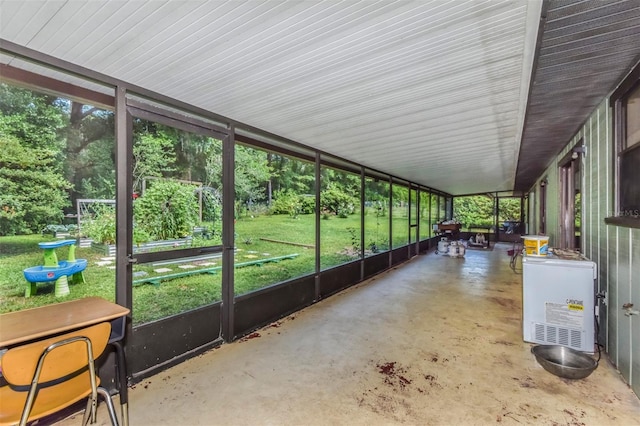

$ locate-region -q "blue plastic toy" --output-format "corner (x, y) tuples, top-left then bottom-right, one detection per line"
(22, 240), (87, 297)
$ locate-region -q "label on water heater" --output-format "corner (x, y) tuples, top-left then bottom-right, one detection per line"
(545, 302), (584, 329)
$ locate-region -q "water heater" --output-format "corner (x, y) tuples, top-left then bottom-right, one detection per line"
(522, 254), (597, 353)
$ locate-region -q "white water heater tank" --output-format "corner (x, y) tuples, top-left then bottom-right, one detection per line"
(522, 255), (596, 352)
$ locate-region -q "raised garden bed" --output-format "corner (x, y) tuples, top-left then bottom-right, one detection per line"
(91, 237), (194, 256)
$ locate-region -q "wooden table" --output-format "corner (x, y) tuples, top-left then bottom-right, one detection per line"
(0, 297), (130, 425)
(0, 297), (129, 347)
(435, 223), (462, 240)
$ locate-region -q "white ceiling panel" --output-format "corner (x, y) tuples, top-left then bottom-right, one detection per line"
(0, 0), (543, 195)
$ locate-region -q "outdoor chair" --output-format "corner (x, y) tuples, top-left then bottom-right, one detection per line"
(0, 322), (119, 426)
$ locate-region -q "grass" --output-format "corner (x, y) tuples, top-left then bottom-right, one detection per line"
(0, 212), (414, 325)
(0, 234), (119, 313)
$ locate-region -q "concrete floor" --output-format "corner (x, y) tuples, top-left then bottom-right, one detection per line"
(60, 244), (640, 425)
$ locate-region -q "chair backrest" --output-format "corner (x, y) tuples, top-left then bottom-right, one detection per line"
(2, 322), (110, 385)
(0, 322), (111, 425)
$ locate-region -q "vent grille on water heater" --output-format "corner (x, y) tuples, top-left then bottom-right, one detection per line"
(533, 323), (582, 349)
(559, 328), (569, 345)
(571, 329), (582, 348)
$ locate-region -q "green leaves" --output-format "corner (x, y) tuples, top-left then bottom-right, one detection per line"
(320, 186), (357, 217)
(83, 204), (116, 244)
(270, 189), (308, 217)
(134, 180), (199, 240)
(132, 133), (176, 191)
(453, 195), (522, 229)
(235, 145), (271, 205)
(0, 136), (71, 235)
(0, 84), (65, 149)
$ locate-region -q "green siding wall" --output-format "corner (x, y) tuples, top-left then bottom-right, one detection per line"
(527, 100), (640, 398)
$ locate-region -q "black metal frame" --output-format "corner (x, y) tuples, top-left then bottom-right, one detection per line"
(0, 39), (453, 384)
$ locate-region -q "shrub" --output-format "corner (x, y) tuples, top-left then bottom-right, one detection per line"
(83, 204), (116, 244)
(41, 224), (76, 236)
(320, 187), (356, 217)
(298, 195), (316, 214)
(134, 179), (199, 240)
(270, 189), (302, 217)
(247, 202), (270, 217)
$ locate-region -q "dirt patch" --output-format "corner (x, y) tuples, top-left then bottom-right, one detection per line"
(496, 410), (524, 423)
(377, 362), (412, 390)
(563, 408), (587, 426)
(488, 296), (519, 310)
(427, 353), (452, 364)
(358, 391), (415, 420)
(358, 362), (423, 422)
(339, 247), (361, 257)
(495, 402), (538, 423)
(359, 359), (462, 422)
(423, 374), (442, 389)
(378, 361), (396, 375)
(512, 376), (536, 389)
(493, 340), (516, 346)
(239, 332), (261, 342)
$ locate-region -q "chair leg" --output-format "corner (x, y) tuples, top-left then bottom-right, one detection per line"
(110, 340), (129, 426)
(90, 392), (99, 424)
(97, 387), (120, 426)
(82, 397), (92, 426)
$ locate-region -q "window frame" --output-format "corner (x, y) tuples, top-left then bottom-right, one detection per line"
(607, 61), (640, 228)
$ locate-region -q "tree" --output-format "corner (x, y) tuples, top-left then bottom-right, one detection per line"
(320, 167), (360, 217)
(132, 132), (176, 192)
(234, 145), (271, 214)
(0, 135), (72, 235)
(0, 83), (65, 149)
(321, 167), (360, 198)
(63, 101), (115, 201)
(132, 118), (223, 191)
(270, 154), (314, 195)
(320, 186), (356, 217)
(1, 83), (116, 210)
(498, 197), (521, 222)
(392, 184), (409, 206)
(0, 84), (73, 235)
(453, 195), (494, 228)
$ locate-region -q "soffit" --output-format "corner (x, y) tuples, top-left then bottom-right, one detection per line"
(515, 0), (640, 192)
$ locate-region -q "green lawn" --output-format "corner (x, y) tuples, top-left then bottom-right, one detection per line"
(0, 234), (118, 312)
(0, 212), (414, 325)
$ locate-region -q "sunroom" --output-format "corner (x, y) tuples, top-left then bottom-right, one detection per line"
(0, 0), (639, 424)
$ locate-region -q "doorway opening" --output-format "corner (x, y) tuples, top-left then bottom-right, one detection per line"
(559, 147), (582, 250)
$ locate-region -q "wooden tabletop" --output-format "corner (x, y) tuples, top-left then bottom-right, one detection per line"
(0, 297), (130, 347)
